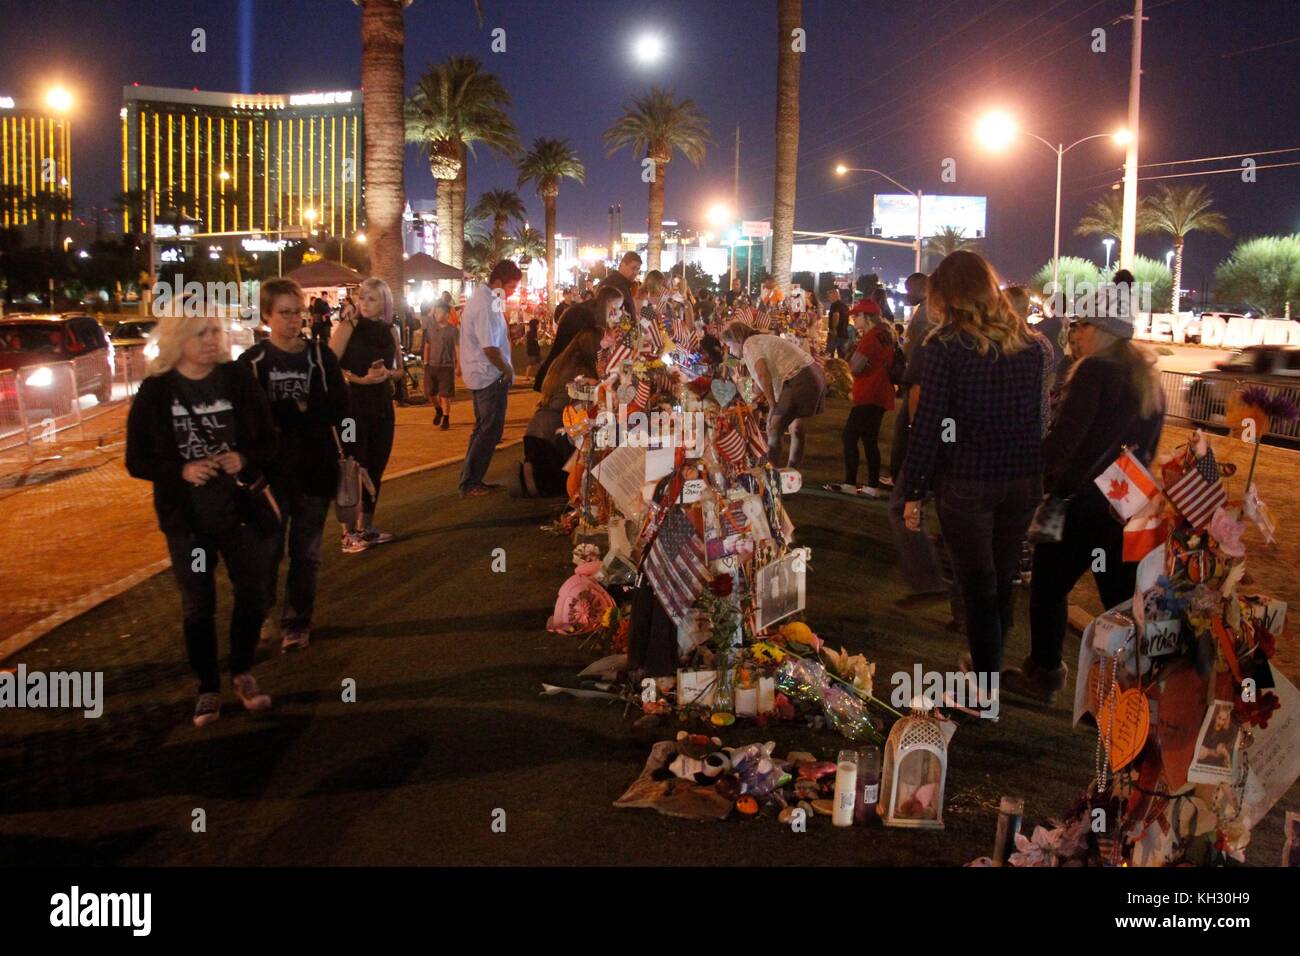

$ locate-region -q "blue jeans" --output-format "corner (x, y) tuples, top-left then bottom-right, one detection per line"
(935, 475), (1039, 676)
(459, 376), (510, 492)
(262, 491), (330, 631)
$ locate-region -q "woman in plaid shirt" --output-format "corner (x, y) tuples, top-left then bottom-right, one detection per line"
(900, 251), (1053, 683)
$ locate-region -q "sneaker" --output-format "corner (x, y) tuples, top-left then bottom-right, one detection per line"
(440, 417), (450, 430)
(193, 693), (221, 728)
(361, 528), (395, 546)
(232, 673), (272, 711)
(433, 407), (444, 426)
(856, 485), (881, 498)
(460, 485), (495, 498)
(259, 617), (281, 643)
(878, 476), (895, 489)
(281, 628), (310, 653)
(341, 532), (370, 554)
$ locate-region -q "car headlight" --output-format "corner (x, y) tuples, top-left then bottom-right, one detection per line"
(25, 366), (54, 388)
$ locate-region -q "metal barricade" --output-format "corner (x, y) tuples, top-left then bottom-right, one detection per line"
(1159, 370), (1300, 444)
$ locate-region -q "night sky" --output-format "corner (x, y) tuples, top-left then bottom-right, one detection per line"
(2, 0), (1297, 287)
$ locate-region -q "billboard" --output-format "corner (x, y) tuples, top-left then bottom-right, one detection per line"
(872, 194), (987, 240)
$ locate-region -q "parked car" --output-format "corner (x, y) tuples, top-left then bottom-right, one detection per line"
(109, 320), (157, 350)
(0, 314), (114, 414)
(1180, 346), (1300, 444)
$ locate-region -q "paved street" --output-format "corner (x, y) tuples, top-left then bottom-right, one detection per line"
(2, 396), (1296, 866)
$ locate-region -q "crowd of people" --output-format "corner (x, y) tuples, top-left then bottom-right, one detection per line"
(126, 246), (1163, 727)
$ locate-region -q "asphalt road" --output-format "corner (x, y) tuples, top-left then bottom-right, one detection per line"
(1, 397), (1295, 866)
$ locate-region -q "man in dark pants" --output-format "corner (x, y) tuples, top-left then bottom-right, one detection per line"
(458, 260), (523, 497)
(241, 277), (350, 651)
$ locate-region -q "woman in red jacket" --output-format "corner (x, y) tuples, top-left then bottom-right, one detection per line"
(843, 300), (896, 497)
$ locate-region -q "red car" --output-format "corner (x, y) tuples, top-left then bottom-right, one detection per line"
(0, 313), (115, 416)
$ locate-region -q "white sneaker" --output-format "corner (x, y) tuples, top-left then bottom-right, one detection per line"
(341, 532), (370, 554)
(232, 673), (272, 712)
(193, 693), (221, 728)
(856, 485), (881, 498)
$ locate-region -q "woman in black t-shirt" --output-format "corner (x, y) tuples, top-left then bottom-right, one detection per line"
(125, 314), (278, 728)
(331, 277), (401, 553)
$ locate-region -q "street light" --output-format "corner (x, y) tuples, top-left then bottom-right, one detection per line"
(633, 33), (664, 64)
(836, 164), (923, 273)
(45, 86), (73, 113)
(1166, 250), (1174, 269)
(976, 110), (1129, 293)
(1103, 237), (1115, 270)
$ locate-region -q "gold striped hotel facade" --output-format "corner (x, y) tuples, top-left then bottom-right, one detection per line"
(0, 94), (73, 229)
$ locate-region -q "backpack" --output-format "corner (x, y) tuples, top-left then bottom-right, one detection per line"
(887, 337), (908, 385)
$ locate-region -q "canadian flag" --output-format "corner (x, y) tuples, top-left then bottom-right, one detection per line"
(1093, 448), (1159, 521)
(1123, 509), (1171, 562)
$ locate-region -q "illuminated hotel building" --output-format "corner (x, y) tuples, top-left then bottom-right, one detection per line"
(121, 85), (364, 236)
(0, 92), (73, 229)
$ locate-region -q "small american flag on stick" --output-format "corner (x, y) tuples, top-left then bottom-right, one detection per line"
(715, 418), (747, 463)
(1165, 447), (1228, 529)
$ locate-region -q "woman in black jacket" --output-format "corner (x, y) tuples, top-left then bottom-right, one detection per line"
(1003, 299), (1165, 703)
(126, 313), (278, 728)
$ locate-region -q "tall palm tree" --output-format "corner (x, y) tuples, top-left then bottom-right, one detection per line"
(924, 225), (980, 267)
(1075, 190), (1154, 241)
(405, 56), (518, 270)
(511, 225), (545, 262)
(771, 0), (802, 294)
(356, 0), (409, 300)
(1146, 184), (1230, 315)
(31, 192), (73, 252)
(469, 187), (526, 260)
(604, 87), (711, 271)
(462, 237), (495, 282)
(517, 137), (585, 311)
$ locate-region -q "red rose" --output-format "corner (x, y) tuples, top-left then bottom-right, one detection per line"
(709, 574), (734, 597)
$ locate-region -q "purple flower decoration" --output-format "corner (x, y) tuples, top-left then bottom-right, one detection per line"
(1240, 386), (1300, 423)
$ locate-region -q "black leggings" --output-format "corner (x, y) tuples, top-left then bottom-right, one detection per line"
(1029, 490), (1136, 670)
(348, 394), (395, 515)
(843, 404), (886, 486)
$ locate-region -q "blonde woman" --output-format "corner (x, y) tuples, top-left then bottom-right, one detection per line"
(1005, 291), (1165, 703)
(721, 318), (825, 467)
(125, 313), (278, 727)
(331, 277), (401, 552)
(899, 250), (1053, 684)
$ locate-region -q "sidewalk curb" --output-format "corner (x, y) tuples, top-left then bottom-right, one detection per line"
(0, 437), (524, 662)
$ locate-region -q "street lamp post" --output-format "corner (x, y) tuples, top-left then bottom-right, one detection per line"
(1103, 237), (1115, 271)
(976, 113), (1129, 294)
(835, 165), (922, 274)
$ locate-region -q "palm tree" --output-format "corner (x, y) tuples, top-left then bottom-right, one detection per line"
(1075, 190), (1154, 241)
(356, 0), (409, 300)
(771, 0), (802, 294)
(511, 225), (545, 262)
(517, 137), (585, 311)
(469, 187), (526, 260)
(924, 225), (980, 266)
(462, 238), (495, 283)
(405, 56), (519, 270)
(1146, 184), (1230, 316)
(31, 192), (73, 251)
(604, 87), (711, 271)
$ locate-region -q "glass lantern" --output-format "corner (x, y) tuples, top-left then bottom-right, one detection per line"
(879, 706), (948, 829)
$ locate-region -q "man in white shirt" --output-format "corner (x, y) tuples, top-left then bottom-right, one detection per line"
(458, 260), (523, 497)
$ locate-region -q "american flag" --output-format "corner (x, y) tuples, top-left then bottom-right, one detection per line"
(673, 314), (700, 351)
(643, 507), (708, 625)
(715, 419), (747, 463)
(604, 341), (633, 371)
(631, 376), (652, 411)
(1165, 447), (1227, 529)
(640, 315), (664, 353)
(740, 411), (768, 458)
(753, 309), (772, 332)
(732, 303), (755, 326)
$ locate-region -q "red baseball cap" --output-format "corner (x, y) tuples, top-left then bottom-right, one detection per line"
(849, 299), (881, 315)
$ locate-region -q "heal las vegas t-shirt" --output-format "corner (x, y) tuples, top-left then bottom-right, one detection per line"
(170, 369), (240, 533)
